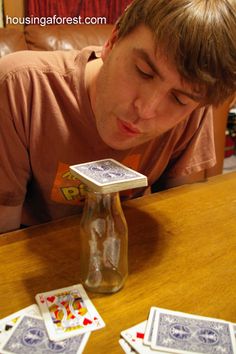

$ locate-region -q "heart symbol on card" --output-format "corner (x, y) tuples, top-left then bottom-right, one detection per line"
(47, 296), (55, 303)
(83, 318), (92, 326)
(136, 332), (144, 339)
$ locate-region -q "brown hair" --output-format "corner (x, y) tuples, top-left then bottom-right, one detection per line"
(116, 0), (236, 105)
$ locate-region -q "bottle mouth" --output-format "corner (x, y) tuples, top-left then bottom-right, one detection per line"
(85, 186), (119, 196)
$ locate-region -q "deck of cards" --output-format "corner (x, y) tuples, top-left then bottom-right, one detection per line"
(119, 307), (236, 354)
(70, 158), (148, 193)
(0, 284), (105, 354)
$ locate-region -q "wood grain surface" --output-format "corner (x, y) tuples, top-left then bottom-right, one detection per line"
(0, 172), (235, 353)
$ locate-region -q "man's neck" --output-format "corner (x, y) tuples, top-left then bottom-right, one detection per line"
(84, 57), (103, 111)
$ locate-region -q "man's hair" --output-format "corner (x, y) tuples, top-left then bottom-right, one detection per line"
(116, 0), (236, 105)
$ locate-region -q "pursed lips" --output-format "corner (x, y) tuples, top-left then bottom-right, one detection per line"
(116, 118), (142, 136)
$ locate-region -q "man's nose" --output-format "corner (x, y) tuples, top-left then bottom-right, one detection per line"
(133, 90), (165, 120)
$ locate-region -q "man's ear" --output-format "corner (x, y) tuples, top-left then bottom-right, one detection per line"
(101, 27), (119, 60)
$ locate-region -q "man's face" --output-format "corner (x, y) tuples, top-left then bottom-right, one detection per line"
(91, 25), (203, 150)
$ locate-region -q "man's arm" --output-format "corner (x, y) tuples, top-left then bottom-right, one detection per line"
(151, 170), (206, 193)
(164, 170), (206, 189)
(0, 205), (22, 234)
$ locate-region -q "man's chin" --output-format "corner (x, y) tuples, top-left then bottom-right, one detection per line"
(102, 136), (145, 151)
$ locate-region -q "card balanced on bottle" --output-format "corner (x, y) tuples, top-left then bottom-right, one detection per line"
(69, 158), (148, 193)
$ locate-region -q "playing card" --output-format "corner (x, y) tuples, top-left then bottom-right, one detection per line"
(0, 314), (90, 354)
(35, 284), (105, 341)
(119, 338), (137, 353)
(121, 320), (167, 354)
(151, 308), (236, 354)
(0, 304), (40, 346)
(70, 158), (148, 193)
(143, 307), (158, 346)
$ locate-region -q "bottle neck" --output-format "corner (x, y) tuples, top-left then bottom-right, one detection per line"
(83, 189), (123, 218)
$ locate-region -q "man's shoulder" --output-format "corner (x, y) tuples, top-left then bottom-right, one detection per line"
(0, 46), (102, 82)
(0, 49), (82, 81)
(174, 105), (213, 135)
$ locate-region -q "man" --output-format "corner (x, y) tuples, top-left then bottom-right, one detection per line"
(0, 0), (235, 233)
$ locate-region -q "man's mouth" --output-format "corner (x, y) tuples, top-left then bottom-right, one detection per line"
(117, 118), (141, 137)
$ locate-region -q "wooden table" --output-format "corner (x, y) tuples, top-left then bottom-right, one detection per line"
(0, 172), (236, 353)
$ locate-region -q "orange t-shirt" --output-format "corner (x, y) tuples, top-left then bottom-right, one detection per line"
(0, 47), (215, 225)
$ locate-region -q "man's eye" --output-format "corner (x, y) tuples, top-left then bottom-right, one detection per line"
(173, 94), (187, 106)
(135, 65), (153, 79)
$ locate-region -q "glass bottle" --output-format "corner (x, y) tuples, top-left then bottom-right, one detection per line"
(79, 188), (128, 293)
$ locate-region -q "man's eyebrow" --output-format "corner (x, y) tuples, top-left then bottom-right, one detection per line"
(133, 47), (204, 103)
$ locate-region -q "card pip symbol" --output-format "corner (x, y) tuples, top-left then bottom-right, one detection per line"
(136, 332), (144, 339)
(47, 296), (55, 303)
